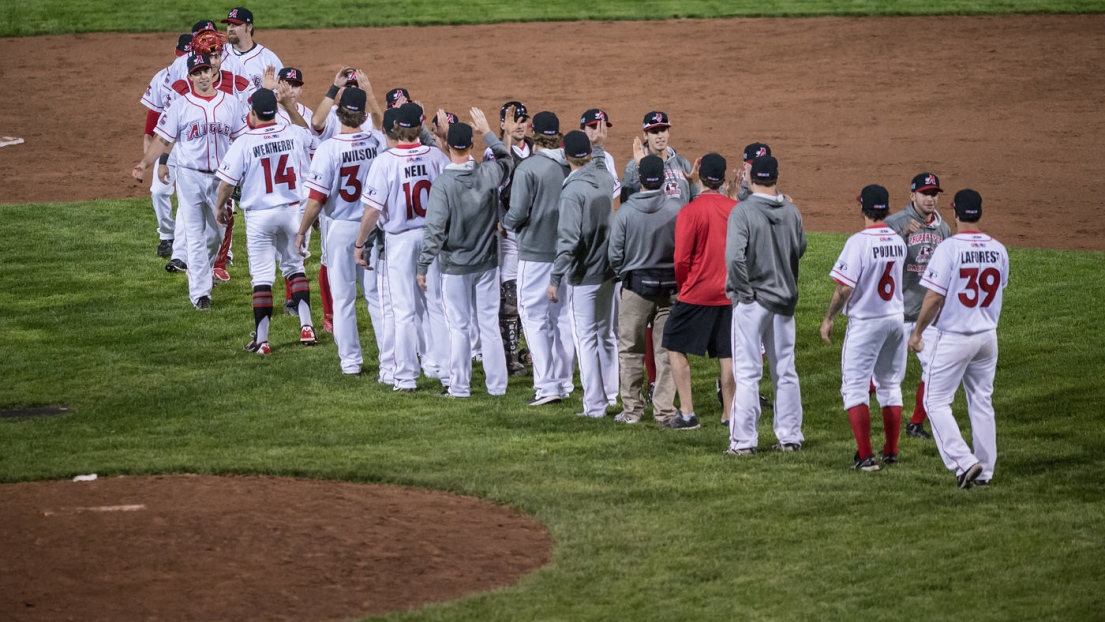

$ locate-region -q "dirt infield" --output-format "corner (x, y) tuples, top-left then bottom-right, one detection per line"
(0, 15), (1102, 250)
(0, 475), (553, 621)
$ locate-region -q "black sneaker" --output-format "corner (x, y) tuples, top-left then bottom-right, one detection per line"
(662, 414), (701, 430)
(906, 423), (933, 440)
(646, 382), (655, 404)
(437, 389), (463, 399)
(165, 259), (187, 273)
(974, 479), (991, 487)
(773, 442), (802, 452)
(957, 463), (983, 489)
(194, 296), (212, 311)
(759, 394), (773, 410)
(283, 299), (298, 316)
(157, 239), (173, 257)
(853, 452), (880, 472)
(725, 447), (757, 456)
(528, 394), (562, 406)
(882, 452), (899, 465)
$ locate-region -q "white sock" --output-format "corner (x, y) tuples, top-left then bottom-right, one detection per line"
(256, 317), (270, 343)
(682, 411), (696, 421)
(298, 300), (312, 327)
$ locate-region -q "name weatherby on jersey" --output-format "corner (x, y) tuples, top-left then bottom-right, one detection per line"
(252, 139), (297, 158)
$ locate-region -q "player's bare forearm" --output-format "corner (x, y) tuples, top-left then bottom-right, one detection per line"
(133, 136), (170, 180)
(355, 207), (382, 248)
(299, 199), (323, 236)
(215, 182), (235, 218)
(824, 283), (854, 321)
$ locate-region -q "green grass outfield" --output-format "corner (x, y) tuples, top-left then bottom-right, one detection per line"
(4, 0), (1105, 36)
(1, 199), (1103, 621)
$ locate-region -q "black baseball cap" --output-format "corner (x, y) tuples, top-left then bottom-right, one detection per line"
(532, 111), (559, 136)
(500, 101), (529, 122)
(639, 155), (665, 186)
(432, 111), (459, 129)
(858, 184), (890, 211)
(343, 69), (359, 87)
(699, 153), (726, 184)
(395, 103), (423, 128)
(911, 172), (943, 193)
(743, 142), (771, 163)
(277, 67), (303, 85)
(448, 123), (474, 150)
(385, 88), (410, 109)
(750, 156), (778, 181)
(642, 111), (670, 131)
(191, 20), (218, 34)
(381, 108), (400, 133)
(580, 108), (612, 128)
(953, 189), (983, 219)
(175, 34), (193, 56)
(187, 54), (213, 73)
(221, 7), (253, 25)
(563, 131), (592, 159)
(339, 87), (366, 112)
(251, 88), (278, 117)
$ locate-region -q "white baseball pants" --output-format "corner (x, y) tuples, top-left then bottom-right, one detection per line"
(325, 219), (371, 374)
(569, 279), (618, 417)
(243, 204), (305, 287)
(517, 260), (575, 399)
(375, 248), (396, 384)
(499, 230), (519, 282)
(175, 167), (222, 304)
(729, 302), (804, 450)
(441, 268), (508, 396)
(923, 329), (999, 480)
(150, 161), (176, 240)
(841, 315), (907, 410)
(384, 228), (449, 389)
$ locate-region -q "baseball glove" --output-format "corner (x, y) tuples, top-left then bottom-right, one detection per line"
(189, 29), (225, 56)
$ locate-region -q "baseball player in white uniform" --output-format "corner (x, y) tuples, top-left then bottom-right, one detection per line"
(310, 68), (382, 140)
(132, 54), (247, 310)
(355, 103), (452, 392)
(140, 33), (191, 260)
(221, 7), (282, 92)
(579, 109), (622, 200)
(910, 189), (1009, 489)
(214, 87), (316, 352)
(297, 87), (386, 373)
(821, 185), (909, 472)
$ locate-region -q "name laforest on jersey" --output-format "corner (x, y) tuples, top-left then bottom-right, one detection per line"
(341, 147), (378, 164)
(960, 250), (1001, 264)
(186, 122), (235, 140)
(252, 139), (297, 158)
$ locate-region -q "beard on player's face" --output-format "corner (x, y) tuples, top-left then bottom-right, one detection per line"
(912, 191), (940, 216)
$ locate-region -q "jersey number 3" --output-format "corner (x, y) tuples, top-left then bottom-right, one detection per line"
(958, 267), (1000, 308)
(338, 166), (362, 202)
(261, 154), (298, 194)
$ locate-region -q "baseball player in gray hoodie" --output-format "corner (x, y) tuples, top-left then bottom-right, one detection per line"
(548, 131), (618, 418)
(622, 111), (700, 206)
(725, 156), (807, 455)
(609, 154), (683, 426)
(416, 108), (517, 398)
(503, 111), (576, 406)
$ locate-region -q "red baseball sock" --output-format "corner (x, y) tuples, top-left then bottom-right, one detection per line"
(910, 381), (928, 424)
(318, 265), (333, 322)
(284, 278), (293, 304)
(645, 324), (656, 384)
(882, 406), (902, 455)
(868, 378), (877, 395)
(847, 405), (873, 458)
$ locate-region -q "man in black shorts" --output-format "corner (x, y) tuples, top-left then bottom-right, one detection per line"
(664, 154), (738, 429)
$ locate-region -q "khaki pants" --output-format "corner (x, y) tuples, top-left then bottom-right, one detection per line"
(618, 288), (677, 422)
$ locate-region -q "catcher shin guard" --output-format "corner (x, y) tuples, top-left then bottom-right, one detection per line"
(500, 280), (525, 375)
(288, 273), (313, 326)
(252, 285), (274, 343)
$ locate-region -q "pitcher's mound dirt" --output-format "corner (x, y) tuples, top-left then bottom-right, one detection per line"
(0, 475), (553, 621)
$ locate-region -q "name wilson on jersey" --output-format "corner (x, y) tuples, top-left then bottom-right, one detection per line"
(251, 138), (297, 158)
(341, 146), (379, 164)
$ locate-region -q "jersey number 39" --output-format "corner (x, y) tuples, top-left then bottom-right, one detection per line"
(958, 267), (1000, 308)
(261, 154), (298, 194)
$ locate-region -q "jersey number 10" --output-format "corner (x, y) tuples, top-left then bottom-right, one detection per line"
(403, 180), (432, 220)
(261, 154), (297, 194)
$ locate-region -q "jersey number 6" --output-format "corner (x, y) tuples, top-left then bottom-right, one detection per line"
(261, 154), (298, 194)
(877, 262), (896, 301)
(403, 180), (432, 220)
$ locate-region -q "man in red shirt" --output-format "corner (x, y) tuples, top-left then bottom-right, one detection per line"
(662, 154), (736, 429)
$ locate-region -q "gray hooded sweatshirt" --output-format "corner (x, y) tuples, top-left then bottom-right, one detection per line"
(884, 203), (952, 322)
(608, 188), (682, 279)
(550, 156), (616, 288)
(622, 146), (700, 206)
(725, 192), (807, 316)
(502, 147), (570, 262)
(417, 133), (512, 276)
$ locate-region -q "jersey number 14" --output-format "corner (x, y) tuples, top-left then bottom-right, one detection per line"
(261, 154), (298, 194)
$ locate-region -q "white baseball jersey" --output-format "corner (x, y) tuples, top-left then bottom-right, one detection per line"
(155, 91), (248, 171)
(216, 122), (311, 211)
(316, 105), (375, 141)
(141, 66), (174, 113)
(830, 225), (907, 320)
(304, 130), (386, 221)
(277, 102), (319, 155)
(921, 232), (1009, 334)
(223, 43), (282, 92)
(361, 144), (450, 233)
(601, 151), (622, 199)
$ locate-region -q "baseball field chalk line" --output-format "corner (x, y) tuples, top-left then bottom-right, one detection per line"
(0, 136), (25, 147)
(43, 504), (147, 516)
